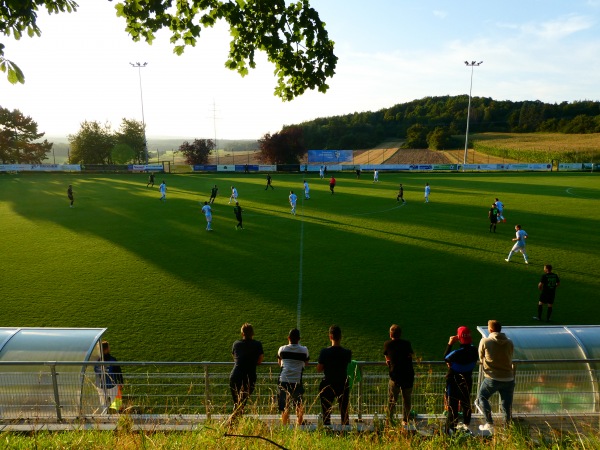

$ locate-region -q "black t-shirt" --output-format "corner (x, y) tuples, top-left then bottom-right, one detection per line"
(540, 272), (560, 299)
(383, 339), (414, 387)
(318, 345), (352, 385)
(230, 339), (264, 381)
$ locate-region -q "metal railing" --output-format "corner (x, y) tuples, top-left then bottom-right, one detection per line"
(0, 360), (598, 424)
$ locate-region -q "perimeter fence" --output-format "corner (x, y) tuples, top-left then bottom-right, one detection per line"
(0, 360), (598, 426)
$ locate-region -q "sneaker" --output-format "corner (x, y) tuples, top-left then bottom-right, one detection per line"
(525, 261), (529, 264)
(479, 423), (494, 432)
(456, 423), (470, 432)
(533, 316), (540, 321)
(504, 258), (510, 262)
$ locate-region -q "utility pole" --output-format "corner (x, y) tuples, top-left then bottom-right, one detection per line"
(130, 62), (148, 163)
(463, 61), (483, 166)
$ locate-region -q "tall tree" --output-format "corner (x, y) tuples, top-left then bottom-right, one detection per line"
(68, 121), (114, 164)
(115, 118), (146, 163)
(426, 127), (450, 150)
(0, 106), (52, 164)
(258, 126), (305, 164)
(1, 1), (336, 100)
(111, 143), (135, 164)
(403, 124), (428, 149)
(180, 139), (214, 165)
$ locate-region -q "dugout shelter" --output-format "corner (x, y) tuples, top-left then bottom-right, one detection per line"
(477, 325), (600, 415)
(0, 327), (107, 420)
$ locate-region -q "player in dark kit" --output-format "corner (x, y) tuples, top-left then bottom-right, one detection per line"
(209, 185), (218, 204)
(147, 173), (155, 187)
(265, 174), (274, 190)
(397, 184), (406, 203)
(535, 264), (560, 322)
(488, 203), (498, 232)
(67, 185), (74, 208)
(233, 202), (243, 230)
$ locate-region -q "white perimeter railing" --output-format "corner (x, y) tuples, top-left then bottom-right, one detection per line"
(0, 360), (598, 425)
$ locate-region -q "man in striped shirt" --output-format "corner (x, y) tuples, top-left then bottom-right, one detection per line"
(277, 329), (309, 425)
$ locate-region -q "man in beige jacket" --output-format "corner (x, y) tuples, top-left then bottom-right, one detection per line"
(476, 320), (514, 432)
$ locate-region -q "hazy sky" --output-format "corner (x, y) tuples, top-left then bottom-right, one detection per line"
(2, 1), (599, 140)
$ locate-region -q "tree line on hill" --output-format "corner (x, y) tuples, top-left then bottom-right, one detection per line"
(3, 96), (600, 165)
(294, 96), (600, 151)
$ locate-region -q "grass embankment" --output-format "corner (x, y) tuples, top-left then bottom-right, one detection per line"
(3, 419), (600, 449)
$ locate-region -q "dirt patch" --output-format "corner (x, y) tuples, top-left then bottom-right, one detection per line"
(203, 147), (515, 166)
(442, 149), (518, 164)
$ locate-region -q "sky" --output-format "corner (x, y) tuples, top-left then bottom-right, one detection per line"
(2, 0), (599, 141)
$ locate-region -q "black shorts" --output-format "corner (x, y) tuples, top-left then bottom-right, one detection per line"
(278, 382), (304, 411)
(539, 294), (556, 305)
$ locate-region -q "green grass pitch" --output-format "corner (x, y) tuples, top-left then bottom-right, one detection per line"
(2, 171), (599, 363)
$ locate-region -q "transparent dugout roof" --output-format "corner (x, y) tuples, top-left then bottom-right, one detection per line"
(0, 327), (106, 362)
(476, 325), (600, 361)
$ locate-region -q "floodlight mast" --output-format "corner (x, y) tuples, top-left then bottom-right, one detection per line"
(130, 62), (148, 163)
(463, 61), (483, 166)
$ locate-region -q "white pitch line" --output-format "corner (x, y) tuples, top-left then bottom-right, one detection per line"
(296, 199), (305, 330)
(348, 202), (406, 216)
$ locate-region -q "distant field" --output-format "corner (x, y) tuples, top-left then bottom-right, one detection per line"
(2, 171), (599, 364)
(471, 132), (599, 163)
(473, 132), (600, 151)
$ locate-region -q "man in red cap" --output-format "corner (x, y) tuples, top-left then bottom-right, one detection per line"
(443, 326), (478, 435)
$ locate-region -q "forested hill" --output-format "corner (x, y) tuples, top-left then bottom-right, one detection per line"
(296, 96), (600, 150)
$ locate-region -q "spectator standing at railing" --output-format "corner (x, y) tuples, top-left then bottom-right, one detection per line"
(228, 323), (264, 425)
(95, 340), (123, 413)
(277, 328), (309, 425)
(443, 326), (478, 435)
(317, 325), (352, 426)
(476, 320), (515, 433)
(383, 324), (414, 426)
